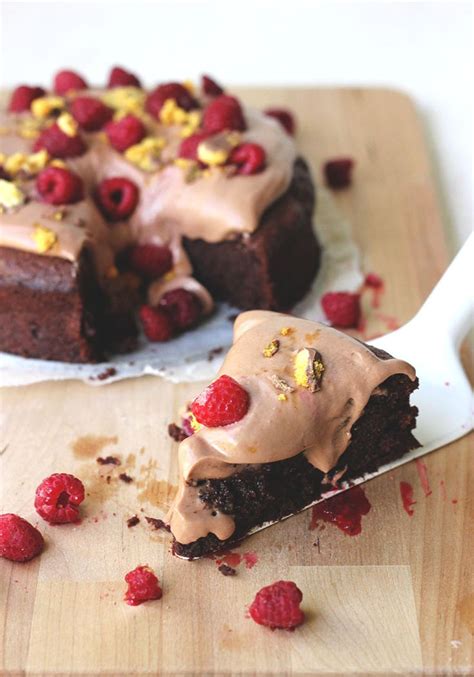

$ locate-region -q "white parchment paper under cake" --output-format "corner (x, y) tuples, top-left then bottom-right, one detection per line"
(0, 188), (363, 387)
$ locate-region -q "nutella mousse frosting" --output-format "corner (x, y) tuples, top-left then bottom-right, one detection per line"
(0, 86), (296, 310)
(168, 310), (417, 545)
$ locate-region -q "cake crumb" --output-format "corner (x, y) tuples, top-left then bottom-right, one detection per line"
(218, 564), (237, 576)
(167, 423), (188, 442)
(145, 516), (168, 531)
(96, 455), (121, 466)
(127, 515), (140, 528)
(207, 346), (224, 361)
(119, 473), (133, 484)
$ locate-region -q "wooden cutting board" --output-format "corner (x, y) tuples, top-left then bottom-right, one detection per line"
(1, 87), (472, 676)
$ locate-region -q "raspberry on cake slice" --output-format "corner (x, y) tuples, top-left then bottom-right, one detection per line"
(166, 310), (419, 559)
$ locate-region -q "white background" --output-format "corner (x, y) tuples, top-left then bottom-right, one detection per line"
(0, 0), (472, 251)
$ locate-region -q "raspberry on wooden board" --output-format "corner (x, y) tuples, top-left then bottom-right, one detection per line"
(0, 514), (44, 562)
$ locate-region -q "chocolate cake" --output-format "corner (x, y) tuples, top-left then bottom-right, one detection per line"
(0, 69), (319, 362)
(166, 311), (420, 559)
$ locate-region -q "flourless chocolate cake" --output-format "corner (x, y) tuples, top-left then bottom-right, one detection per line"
(0, 69), (319, 362)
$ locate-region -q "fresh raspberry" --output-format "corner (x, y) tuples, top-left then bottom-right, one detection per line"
(178, 131), (211, 162)
(191, 375), (250, 427)
(95, 177), (139, 221)
(53, 69), (88, 95)
(146, 82), (198, 118)
(323, 157), (354, 189)
(36, 166), (84, 205)
(34, 123), (86, 158)
(201, 74), (224, 97)
(8, 85), (46, 113)
(203, 95), (246, 134)
(129, 243), (173, 279)
(0, 514), (44, 563)
(249, 581), (304, 630)
(70, 96), (113, 131)
(321, 291), (361, 328)
(159, 288), (202, 330)
(105, 114), (146, 152)
(124, 565), (162, 606)
(229, 143), (266, 175)
(108, 66), (141, 88)
(264, 108), (295, 135)
(34, 473), (85, 524)
(139, 305), (175, 342)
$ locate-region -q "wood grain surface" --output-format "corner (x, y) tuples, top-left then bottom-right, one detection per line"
(1, 87), (472, 676)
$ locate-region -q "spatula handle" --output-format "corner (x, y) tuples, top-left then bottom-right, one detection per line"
(414, 234), (473, 348)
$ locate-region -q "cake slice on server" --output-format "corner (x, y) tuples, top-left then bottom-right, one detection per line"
(166, 310), (420, 559)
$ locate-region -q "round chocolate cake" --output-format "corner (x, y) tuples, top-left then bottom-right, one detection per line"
(0, 68), (320, 362)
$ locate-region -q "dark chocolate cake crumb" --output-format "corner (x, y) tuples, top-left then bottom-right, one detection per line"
(168, 423), (188, 442)
(97, 455), (121, 465)
(207, 346), (224, 361)
(119, 472), (133, 483)
(95, 367), (117, 381)
(218, 564), (237, 576)
(145, 516), (169, 531)
(127, 515), (140, 528)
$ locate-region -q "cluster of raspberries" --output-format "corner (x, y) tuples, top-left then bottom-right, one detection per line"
(8, 68), (296, 180)
(0, 472), (85, 562)
(1, 470), (304, 628)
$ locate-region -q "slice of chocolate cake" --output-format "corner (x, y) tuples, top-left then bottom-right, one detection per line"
(166, 311), (420, 559)
(0, 70), (319, 362)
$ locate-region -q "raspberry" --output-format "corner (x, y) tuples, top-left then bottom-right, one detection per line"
(105, 114), (146, 152)
(191, 375), (250, 427)
(34, 123), (87, 158)
(53, 69), (88, 95)
(178, 131), (211, 161)
(201, 74), (224, 97)
(146, 83), (198, 118)
(108, 66), (141, 88)
(249, 581), (304, 630)
(129, 243), (173, 278)
(321, 291), (361, 328)
(229, 143), (266, 175)
(323, 157), (354, 189)
(95, 177), (139, 221)
(124, 565), (162, 606)
(8, 85), (46, 113)
(159, 288), (202, 330)
(0, 514), (44, 563)
(36, 166), (84, 205)
(34, 473), (85, 524)
(264, 108), (295, 135)
(139, 305), (174, 342)
(203, 95), (246, 134)
(70, 96), (113, 131)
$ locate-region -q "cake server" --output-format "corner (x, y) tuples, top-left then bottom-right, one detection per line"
(243, 234), (474, 543)
(370, 232), (473, 457)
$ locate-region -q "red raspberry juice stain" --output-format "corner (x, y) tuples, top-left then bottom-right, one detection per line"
(415, 459), (432, 497)
(400, 481), (416, 516)
(243, 551), (258, 569)
(364, 273), (385, 308)
(309, 485), (371, 536)
(216, 551), (242, 568)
